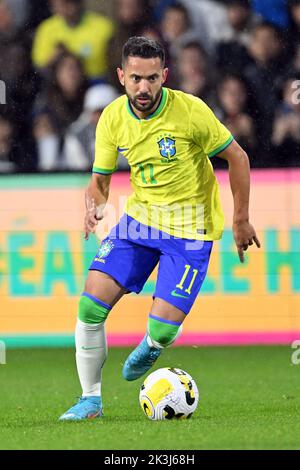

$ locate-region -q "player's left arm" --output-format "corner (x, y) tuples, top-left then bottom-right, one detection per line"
(216, 139), (261, 263)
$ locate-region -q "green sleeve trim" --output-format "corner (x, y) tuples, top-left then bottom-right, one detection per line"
(208, 135), (234, 158)
(92, 166), (117, 175)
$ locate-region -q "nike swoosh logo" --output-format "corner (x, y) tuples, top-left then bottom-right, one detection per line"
(117, 147), (129, 153)
(171, 290), (190, 299)
(81, 346), (101, 351)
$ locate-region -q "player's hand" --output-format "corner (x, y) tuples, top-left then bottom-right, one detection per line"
(84, 199), (103, 240)
(232, 221), (261, 263)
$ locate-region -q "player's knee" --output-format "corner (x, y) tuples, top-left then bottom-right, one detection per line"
(78, 293), (111, 324)
(148, 316), (183, 348)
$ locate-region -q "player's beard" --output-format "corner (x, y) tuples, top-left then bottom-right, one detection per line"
(126, 87), (163, 113)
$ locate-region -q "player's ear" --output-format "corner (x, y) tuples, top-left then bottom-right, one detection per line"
(117, 67), (125, 86)
(162, 68), (169, 84)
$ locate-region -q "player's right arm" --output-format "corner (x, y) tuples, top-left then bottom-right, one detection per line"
(85, 105), (118, 240)
(84, 173), (111, 240)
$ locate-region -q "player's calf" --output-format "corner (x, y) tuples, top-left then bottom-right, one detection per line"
(59, 293), (111, 421)
(122, 315), (183, 381)
(147, 314), (183, 348)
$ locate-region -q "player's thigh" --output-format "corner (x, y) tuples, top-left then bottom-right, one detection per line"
(150, 297), (186, 323)
(84, 270), (127, 307)
(153, 240), (213, 319)
(89, 230), (160, 298)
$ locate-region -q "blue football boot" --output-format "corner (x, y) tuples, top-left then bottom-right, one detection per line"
(122, 335), (162, 381)
(59, 396), (102, 421)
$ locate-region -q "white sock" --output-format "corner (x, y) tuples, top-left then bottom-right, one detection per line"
(75, 319), (107, 397)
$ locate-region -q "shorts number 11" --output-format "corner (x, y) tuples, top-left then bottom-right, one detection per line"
(176, 265), (198, 295)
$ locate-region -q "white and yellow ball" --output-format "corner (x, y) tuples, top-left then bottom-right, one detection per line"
(139, 367), (199, 420)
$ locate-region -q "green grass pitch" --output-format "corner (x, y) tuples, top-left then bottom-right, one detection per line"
(0, 345), (299, 450)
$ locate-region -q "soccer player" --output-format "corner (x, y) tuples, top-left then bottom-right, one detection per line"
(59, 36), (260, 421)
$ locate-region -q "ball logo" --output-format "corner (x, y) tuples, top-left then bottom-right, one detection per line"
(140, 397), (155, 418)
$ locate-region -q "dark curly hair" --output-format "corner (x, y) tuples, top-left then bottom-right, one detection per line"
(122, 36), (165, 67)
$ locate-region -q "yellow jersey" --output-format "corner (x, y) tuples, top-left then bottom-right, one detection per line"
(32, 12), (114, 79)
(93, 88), (233, 240)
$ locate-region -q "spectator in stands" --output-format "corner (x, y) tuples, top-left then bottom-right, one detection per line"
(288, 0), (300, 45)
(33, 51), (87, 171)
(0, 0), (31, 66)
(283, 42), (300, 77)
(86, 0), (111, 15)
(151, 0), (176, 23)
(180, 0), (231, 53)
(225, 0), (253, 42)
(0, 115), (16, 172)
(63, 84), (119, 171)
(107, 0), (152, 91)
(216, 74), (257, 157)
(216, 0), (254, 73)
(0, 1), (39, 172)
(0, 0), (30, 35)
(27, 0), (51, 32)
(174, 41), (215, 104)
(0, 42), (39, 166)
(0, 0), (296, 172)
(244, 22), (286, 156)
(292, 43), (300, 72)
(272, 75), (300, 167)
(113, 0), (151, 28)
(0, 112), (35, 172)
(252, 0), (290, 29)
(160, 2), (189, 44)
(159, 3), (205, 59)
(32, 0), (114, 81)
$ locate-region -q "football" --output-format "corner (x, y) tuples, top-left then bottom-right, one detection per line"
(139, 367), (199, 420)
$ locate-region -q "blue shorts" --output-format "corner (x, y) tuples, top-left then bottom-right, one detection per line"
(89, 214), (213, 315)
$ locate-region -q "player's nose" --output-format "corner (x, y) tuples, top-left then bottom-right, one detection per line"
(138, 79), (151, 94)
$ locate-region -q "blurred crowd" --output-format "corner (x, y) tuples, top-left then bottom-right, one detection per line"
(0, 0), (300, 173)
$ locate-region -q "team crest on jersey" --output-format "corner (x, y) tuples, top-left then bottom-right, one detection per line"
(95, 240), (114, 263)
(157, 135), (178, 163)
